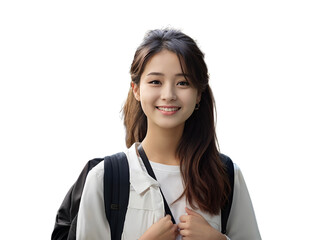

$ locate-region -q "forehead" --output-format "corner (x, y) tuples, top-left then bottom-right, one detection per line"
(142, 50), (185, 76)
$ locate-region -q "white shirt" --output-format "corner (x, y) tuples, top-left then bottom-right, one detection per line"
(149, 160), (186, 225)
(77, 143), (261, 240)
(150, 161), (224, 240)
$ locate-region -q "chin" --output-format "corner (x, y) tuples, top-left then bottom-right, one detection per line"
(154, 121), (186, 131)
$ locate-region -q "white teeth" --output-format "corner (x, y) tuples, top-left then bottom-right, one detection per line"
(157, 107), (179, 112)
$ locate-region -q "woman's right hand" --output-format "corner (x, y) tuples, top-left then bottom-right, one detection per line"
(139, 215), (178, 240)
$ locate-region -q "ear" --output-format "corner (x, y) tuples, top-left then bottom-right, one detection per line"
(132, 82), (140, 101)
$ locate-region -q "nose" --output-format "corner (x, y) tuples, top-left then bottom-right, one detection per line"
(161, 83), (177, 101)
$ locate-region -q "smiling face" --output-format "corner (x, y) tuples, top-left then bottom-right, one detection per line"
(133, 50), (201, 132)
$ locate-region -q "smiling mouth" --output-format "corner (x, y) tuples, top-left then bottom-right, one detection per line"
(156, 106), (181, 112)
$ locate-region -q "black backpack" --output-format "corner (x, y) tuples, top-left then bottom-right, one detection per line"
(51, 152), (234, 240)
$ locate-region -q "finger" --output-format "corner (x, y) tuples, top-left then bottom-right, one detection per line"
(163, 216), (175, 228)
(179, 214), (190, 222)
(177, 222), (187, 230)
(173, 226), (180, 239)
(164, 214), (172, 221)
(185, 207), (202, 217)
(179, 229), (190, 237)
(172, 224), (179, 232)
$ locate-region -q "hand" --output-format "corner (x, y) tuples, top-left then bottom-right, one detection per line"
(139, 215), (178, 240)
(178, 207), (227, 240)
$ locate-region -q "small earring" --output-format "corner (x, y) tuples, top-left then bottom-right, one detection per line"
(195, 103), (200, 110)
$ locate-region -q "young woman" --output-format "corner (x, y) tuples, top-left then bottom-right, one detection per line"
(76, 29), (261, 240)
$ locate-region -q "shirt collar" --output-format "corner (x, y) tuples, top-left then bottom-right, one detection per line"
(126, 143), (159, 194)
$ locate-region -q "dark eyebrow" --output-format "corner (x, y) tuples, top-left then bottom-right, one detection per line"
(146, 72), (190, 77)
(146, 72), (164, 76)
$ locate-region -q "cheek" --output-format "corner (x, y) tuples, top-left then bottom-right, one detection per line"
(183, 91), (199, 108)
(139, 88), (158, 110)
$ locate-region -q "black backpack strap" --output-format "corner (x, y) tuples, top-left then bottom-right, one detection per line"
(137, 144), (176, 224)
(220, 153), (235, 234)
(104, 152), (130, 240)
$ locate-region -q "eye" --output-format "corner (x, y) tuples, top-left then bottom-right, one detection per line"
(177, 81), (189, 86)
(149, 80), (161, 85)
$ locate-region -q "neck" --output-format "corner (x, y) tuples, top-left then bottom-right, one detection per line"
(141, 124), (184, 165)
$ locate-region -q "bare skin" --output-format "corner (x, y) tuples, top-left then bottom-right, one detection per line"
(139, 215), (179, 240)
(178, 208), (227, 240)
(132, 50), (201, 166)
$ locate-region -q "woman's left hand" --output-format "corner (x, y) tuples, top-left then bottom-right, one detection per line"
(178, 207), (227, 240)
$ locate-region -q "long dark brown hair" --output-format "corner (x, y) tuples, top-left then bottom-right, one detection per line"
(122, 29), (230, 214)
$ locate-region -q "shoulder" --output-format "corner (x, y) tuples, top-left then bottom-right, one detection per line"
(218, 153), (236, 179)
(218, 153), (241, 172)
(232, 162), (246, 185)
(218, 154), (245, 190)
(219, 153), (234, 167)
(86, 147), (133, 179)
(85, 158), (104, 181)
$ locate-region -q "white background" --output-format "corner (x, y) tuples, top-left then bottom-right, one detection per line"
(1, 0), (331, 239)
